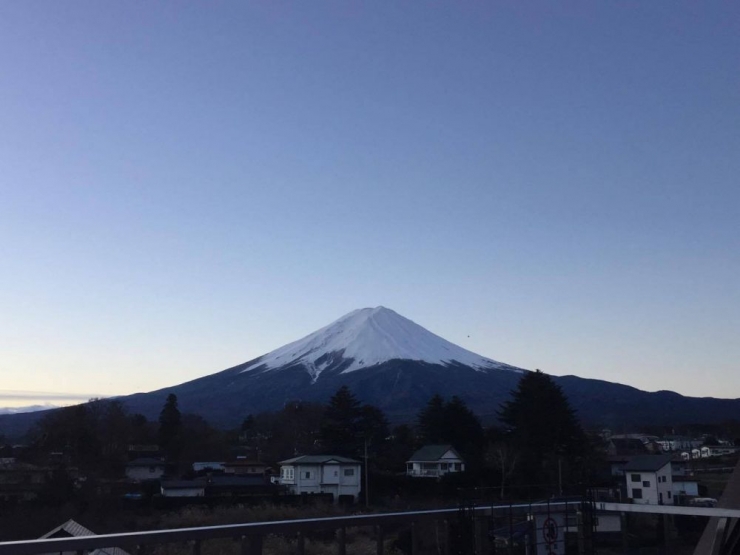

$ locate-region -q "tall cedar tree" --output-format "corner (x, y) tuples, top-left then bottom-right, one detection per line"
(320, 386), (389, 459)
(417, 394), (485, 468)
(158, 393), (182, 459)
(498, 370), (587, 488)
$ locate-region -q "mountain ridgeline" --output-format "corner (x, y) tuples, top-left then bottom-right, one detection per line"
(2, 307), (740, 437)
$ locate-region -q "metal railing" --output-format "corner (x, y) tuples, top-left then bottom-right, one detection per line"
(4, 499), (736, 555)
(0, 501), (585, 555)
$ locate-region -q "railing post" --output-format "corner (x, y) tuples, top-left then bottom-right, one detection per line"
(337, 526), (346, 555)
(241, 535), (263, 555)
(411, 522), (419, 555)
(376, 525), (384, 555)
(621, 512), (628, 553)
(192, 539), (202, 555)
(296, 532), (305, 555)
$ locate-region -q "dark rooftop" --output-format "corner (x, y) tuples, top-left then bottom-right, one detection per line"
(407, 445), (462, 462)
(623, 455), (672, 472)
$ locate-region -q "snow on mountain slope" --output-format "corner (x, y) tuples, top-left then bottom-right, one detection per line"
(241, 306), (521, 379)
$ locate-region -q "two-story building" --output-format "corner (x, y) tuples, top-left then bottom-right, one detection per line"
(278, 455), (361, 501)
(624, 455), (673, 505)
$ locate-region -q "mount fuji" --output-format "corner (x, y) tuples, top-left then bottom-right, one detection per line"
(3, 306), (740, 436)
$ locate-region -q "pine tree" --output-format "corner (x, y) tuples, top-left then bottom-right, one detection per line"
(417, 394), (446, 444)
(319, 386), (390, 459)
(498, 370), (587, 490)
(416, 394), (485, 467)
(320, 386), (363, 456)
(158, 393), (182, 460)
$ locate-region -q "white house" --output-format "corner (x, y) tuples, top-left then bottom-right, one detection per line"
(278, 455), (361, 501)
(624, 455), (674, 505)
(406, 445), (465, 478)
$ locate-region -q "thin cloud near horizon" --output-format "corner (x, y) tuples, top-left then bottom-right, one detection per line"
(0, 390), (108, 402)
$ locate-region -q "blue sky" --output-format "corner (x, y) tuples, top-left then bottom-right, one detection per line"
(1, 1), (738, 407)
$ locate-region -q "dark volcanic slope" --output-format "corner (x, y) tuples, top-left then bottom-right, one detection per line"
(4, 361), (740, 439)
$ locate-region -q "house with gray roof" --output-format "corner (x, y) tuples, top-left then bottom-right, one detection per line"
(40, 519), (130, 555)
(278, 455), (361, 501)
(406, 445), (465, 478)
(624, 454), (673, 505)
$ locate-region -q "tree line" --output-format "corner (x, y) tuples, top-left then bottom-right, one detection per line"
(20, 370), (604, 495)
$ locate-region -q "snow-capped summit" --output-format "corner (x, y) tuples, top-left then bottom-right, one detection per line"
(242, 306), (517, 380)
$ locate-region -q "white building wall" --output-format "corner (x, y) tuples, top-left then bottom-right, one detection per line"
(656, 464), (673, 505)
(626, 464), (673, 505)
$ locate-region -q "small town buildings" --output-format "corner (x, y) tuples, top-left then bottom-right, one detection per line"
(160, 480), (206, 498)
(40, 519), (130, 555)
(606, 438), (648, 457)
(656, 436), (703, 452)
(278, 455), (361, 501)
(624, 455), (674, 505)
(406, 445), (465, 478)
(192, 461), (226, 473)
(125, 458), (167, 482)
(160, 476), (274, 498)
(201, 475), (274, 496)
(223, 459), (270, 476)
(673, 476), (700, 498)
(700, 446), (738, 458)
(0, 459), (47, 502)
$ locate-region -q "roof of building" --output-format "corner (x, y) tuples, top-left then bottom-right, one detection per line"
(407, 445), (462, 462)
(623, 455), (673, 472)
(161, 480), (206, 489)
(0, 460), (46, 472)
(40, 519), (130, 555)
(609, 438), (648, 455)
(224, 460), (268, 467)
(279, 455), (360, 465)
(126, 458), (166, 467)
(197, 475), (269, 487)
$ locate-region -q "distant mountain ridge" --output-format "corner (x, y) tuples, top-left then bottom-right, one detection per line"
(2, 307), (740, 437)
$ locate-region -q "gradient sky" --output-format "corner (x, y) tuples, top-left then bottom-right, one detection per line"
(1, 1), (738, 408)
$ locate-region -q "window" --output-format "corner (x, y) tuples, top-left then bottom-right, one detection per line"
(344, 468), (355, 477)
(440, 463), (448, 471)
(304, 471), (312, 479)
(643, 481), (650, 487)
(631, 474), (641, 482)
(632, 489), (643, 499)
(668, 492), (672, 499)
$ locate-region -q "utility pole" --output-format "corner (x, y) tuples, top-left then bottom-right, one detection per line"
(364, 438), (369, 508)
